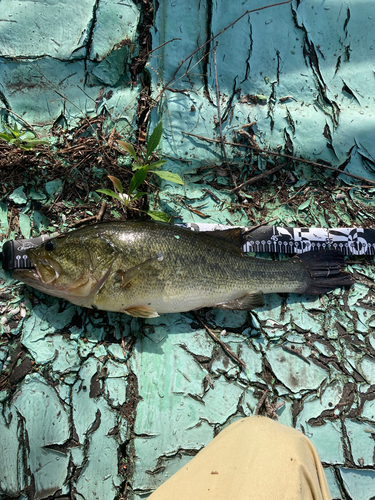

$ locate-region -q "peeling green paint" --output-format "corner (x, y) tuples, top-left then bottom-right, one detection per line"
(13, 374), (70, 499)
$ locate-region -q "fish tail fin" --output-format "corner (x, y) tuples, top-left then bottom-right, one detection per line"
(296, 251), (354, 295)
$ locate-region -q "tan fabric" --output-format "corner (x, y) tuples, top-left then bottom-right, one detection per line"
(149, 416), (332, 500)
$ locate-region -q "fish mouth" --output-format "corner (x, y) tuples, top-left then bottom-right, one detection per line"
(13, 255), (83, 302)
(14, 251), (115, 306)
(26, 252), (63, 284)
(13, 251), (63, 290)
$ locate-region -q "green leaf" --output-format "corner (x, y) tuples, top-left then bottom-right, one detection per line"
(4, 123), (19, 138)
(96, 188), (123, 202)
(149, 159), (167, 169)
(131, 191), (147, 201)
(144, 210), (171, 223)
(153, 170), (184, 185)
(0, 132), (12, 142)
(297, 198), (311, 211)
(117, 140), (138, 161)
(132, 163), (143, 171)
(45, 179), (63, 197)
(33, 211), (50, 233)
(20, 142), (40, 150)
(128, 166), (149, 195)
(108, 175), (123, 194)
(23, 139), (49, 146)
(146, 122), (163, 161)
(9, 186), (27, 204)
(19, 213), (31, 239)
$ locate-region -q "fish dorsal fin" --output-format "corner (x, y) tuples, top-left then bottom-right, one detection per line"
(123, 306), (160, 318)
(202, 228), (244, 248)
(215, 291), (265, 310)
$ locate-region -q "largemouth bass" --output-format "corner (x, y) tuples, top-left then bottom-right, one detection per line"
(14, 221), (353, 318)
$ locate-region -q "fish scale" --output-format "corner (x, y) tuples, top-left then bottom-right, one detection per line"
(14, 221), (353, 318)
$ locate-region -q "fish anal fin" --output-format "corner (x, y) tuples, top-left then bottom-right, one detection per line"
(215, 291), (265, 310)
(123, 306), (160, 318)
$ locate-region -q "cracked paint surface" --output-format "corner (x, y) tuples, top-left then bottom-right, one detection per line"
(1, 1), (375, 500)
(0, 0), (140, 128)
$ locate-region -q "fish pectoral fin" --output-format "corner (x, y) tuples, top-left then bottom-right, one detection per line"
(215, 291), (265, 310)
(123, 306), (160, 318)
(115, 251), (164, 289)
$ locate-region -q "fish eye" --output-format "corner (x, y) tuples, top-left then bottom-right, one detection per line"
(44, 240), (56, 251)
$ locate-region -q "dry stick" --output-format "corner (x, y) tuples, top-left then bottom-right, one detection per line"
(245, 217), (279, 233)
(170, 47), (216, 90)
(140, 37), (181, 62)
(264, 398), (284, 420)
(213, 44), (237, 188)
(121, 333), (127, 358)
(237, 163), (286, 190)
(181, 131), (375, 187)
(96, 200), (107, 221)
(0, 106), (41, 138)
(255, 389), (269, 415)
(195, 314), (247, 370)
(281, 345), (310, 364)
(5, 208), (13, 239)
(153, 0), (293, 106)
(286, 186), (309, 203)
(69, 215), (98, 228)
(30, 62), (84, 114)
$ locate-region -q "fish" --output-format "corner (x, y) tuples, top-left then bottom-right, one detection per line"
(13, 221), (353, 318)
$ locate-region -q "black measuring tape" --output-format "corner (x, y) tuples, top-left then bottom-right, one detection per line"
(1, 225), (374, 272)
(2, 235), (51, 271)
(182, 224), (375, 255)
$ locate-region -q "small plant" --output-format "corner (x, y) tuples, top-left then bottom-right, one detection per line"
(0, 122), (48, 149)
(97, 122), (183, 222)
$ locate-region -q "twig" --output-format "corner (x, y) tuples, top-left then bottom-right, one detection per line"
(264, 399), (285, 419)
(121, 333), (127, 358)
(195, 314), (247, 370)
(77, 85), (96, 103)
(6, 207), (13, 239)
(282, 345), (310, 364)
(244, 217), (279, 234)
(141, 38), (181, 62)
(255, 389), (269, 415)
(97, 200), (107, 221)
(285, 186), (309, 204)
(153, 0), (293, 105)
(0, 106), (41, 138)
(29, 62), (85, 114)
(181, 131), (375, 187)
(240, 122), (257, 129)
(213, 44), (235, 186)
(235, 163), (285, 191)
(69, 215), (98, 228)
